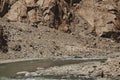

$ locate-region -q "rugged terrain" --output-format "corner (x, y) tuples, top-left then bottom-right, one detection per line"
(0, 0), (120, 79)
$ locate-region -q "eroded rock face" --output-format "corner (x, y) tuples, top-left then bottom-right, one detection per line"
(76, 0), (120, 42)
(77, 0), (94, 27)
(28, 9), (37, 23)
(0, 25), (8, 53)
(4, 0), (27, 22)
(25, 0), (36, 7)
(0, 0), (9, 17)
(1, 0), (120, 42)
(0, 0), (6, 13)
(77, 0), (116, 34)
(3, 0), (80, 32)
(94, 0), (116, 35)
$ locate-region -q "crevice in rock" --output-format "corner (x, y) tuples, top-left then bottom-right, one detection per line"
(0, 25), (8, 53)
(0, 1), (9, 17)
(48, 0), (80, 32)
(101, 31), (120, 43)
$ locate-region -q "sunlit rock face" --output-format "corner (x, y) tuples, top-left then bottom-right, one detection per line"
(4, 0), (27, 22)
(1, 0), (120, 40)
(3, 0), (81, 32)
(77, 0), (120, 34)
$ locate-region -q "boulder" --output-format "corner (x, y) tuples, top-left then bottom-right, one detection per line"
(5, 0), (27, 22)
(25, 0), (36, 7)
(28, 9), (37, 23)
(37, 0), (55, 9)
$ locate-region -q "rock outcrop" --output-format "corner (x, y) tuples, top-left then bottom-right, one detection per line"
(0, 0), (120, 58)
(1, 0), (80, 32)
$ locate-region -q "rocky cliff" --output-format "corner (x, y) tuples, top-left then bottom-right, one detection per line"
(0, 0), (120, 79)
(0, 0), (120, 60)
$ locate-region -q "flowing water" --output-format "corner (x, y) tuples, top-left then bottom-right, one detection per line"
(0, 58), (107, 80)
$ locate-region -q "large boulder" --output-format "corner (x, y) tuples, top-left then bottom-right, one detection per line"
(77, 0), (94, 28)
(4, 0), (27, 22)
(77, 0), (119, 37)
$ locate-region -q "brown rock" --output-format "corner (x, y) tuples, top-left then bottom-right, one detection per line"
(37, 0), (44, 7)
(58, 22), (69, 32)
(5, 0), (27, 22)
(28, 9), (37, 23)
(25, 0), (36, 7)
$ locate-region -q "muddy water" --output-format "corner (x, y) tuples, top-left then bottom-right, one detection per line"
(0, 58), (107, 80)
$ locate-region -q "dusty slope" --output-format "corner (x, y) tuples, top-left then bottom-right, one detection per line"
(0, 17), (120, 60)
(0, 0), (120, 59)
